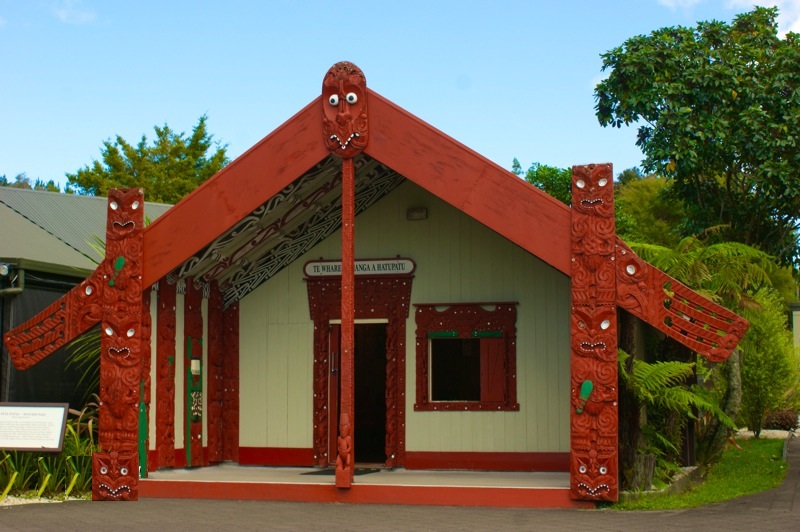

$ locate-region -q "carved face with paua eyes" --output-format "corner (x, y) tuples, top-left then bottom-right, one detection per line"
(322, 61), (368, 158)
(92, 451), (138, 501)
(107, 188), (144, 241)
(572, 449), (616, 500)
(572, 164), (614, 218)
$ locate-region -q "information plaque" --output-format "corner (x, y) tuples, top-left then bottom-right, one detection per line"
(0, 403), (69, 452)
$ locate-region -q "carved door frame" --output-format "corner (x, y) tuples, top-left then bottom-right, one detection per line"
(307, 275), (412, 468)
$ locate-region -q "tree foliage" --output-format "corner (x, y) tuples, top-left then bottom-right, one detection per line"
(595, 7), (800, 265)
(616, 173), (685, 247)
(512, 158), (572, 205)
(0, 173), (61, 192)
(739, 289), (799, 436)
(66, 115), (228, 204)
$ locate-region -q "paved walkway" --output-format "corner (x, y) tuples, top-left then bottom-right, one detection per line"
(1, 437), (798, 531)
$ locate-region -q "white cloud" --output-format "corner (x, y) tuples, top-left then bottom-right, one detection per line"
(51, 0), (96, 25)
(727, 0), (800, 36)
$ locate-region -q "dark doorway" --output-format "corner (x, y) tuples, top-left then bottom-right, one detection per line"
(328, 323), (387, 466)
(354, 323), (387, 464)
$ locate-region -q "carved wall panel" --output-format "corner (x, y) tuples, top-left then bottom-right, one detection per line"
(306, 275), (412, 469)
(221, 301), (240, 462)
(156, 279), (177, 468)
(184, 278), (204, 466)
(569, 164), (619, 502)
(206, 282), (225, 463)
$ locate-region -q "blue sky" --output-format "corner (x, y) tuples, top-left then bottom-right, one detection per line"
(1, 0), (799, 191)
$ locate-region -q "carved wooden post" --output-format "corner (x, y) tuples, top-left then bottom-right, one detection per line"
(156, 278), (177, 468)
(322, 61), (369, 488)
(569, 164), (619, 502)
(94, 188), (145, 501)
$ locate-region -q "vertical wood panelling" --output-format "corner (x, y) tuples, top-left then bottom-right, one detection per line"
(237, 181), (570, 453)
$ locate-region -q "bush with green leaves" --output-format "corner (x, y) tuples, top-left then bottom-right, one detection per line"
(740, 289), (799, 437)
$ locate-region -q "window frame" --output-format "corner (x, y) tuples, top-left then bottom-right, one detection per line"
(414, 302), (519, 412)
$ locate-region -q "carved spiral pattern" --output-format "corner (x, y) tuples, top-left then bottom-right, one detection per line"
(570, 164), (619, 502)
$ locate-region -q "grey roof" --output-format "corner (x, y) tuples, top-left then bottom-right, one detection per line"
(0, 187), (171, 275)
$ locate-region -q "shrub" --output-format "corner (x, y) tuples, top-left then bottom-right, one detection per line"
(740, 289), (799, 437)
(763, 409), (799, 431)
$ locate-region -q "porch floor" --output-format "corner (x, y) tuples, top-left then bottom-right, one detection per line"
(139, 464), (592, 509)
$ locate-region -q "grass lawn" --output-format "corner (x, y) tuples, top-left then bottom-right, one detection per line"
(613, 437), (788, 510)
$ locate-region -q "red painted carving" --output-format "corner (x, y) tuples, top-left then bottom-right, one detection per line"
(206, 282), (224, 463)
(92, 451), (138, 501)
(322, 61), (368, 159)
(94, 188), (144, 500)
(570, 164), (619, 502)
(184, 278), (204, 466)
(337, 156), (355, 488)
(156, 279), (177, 468)
(222, 301), (240, 462)
(4, 269), (103, 370)
(323, 61), (368, 488)
(141, 289), (152, 473)
(306, 275), (412, 469)
(413, 303), (519, 411)
(615, 238), (748, 362)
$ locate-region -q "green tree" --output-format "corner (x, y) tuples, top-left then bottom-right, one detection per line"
(595, 7), (800, 265)
(0, 173), (61, 192)
(616, 174), (685, 247)
(66, 115), (228, 204)
(512, 159), (572, 205)
(739, 289), (798, 437)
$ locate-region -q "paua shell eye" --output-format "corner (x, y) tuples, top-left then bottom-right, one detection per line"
(100, 466), (108, 474)
(110, 201), (118, 210)
(600, 320), (610, 330)
(346, 92), (358, 104)
(120, 467), (128, 475)
(104, 327), (113, 336)
(576, 180), (585, 189)
(579, 465), (587, 473)
(599, 466), (608, 474)
(132, 201), (140, 210)
(328, 94), (339, 106)
(126, 328), (135, 338)
(598, 178), (608, 187)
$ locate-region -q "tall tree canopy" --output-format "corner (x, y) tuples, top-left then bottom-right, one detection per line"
(595, 7), (800, 265)
(66, 115), (228, 204)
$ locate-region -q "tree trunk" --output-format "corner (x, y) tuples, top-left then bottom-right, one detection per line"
(698, 350), (742, 464)
(618, 311), (645, 491)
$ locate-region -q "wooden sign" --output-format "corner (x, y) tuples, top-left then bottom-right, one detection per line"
(0, 403), (68, 452)
(304, 258), (415, 278)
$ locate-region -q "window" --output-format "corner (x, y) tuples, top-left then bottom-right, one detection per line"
(414, 303), (519, 411)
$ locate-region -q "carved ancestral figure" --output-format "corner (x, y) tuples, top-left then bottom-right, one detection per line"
(570, 164), (619, 501)
(322, 61), (369, 158)
(93, 451), (138, 501)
